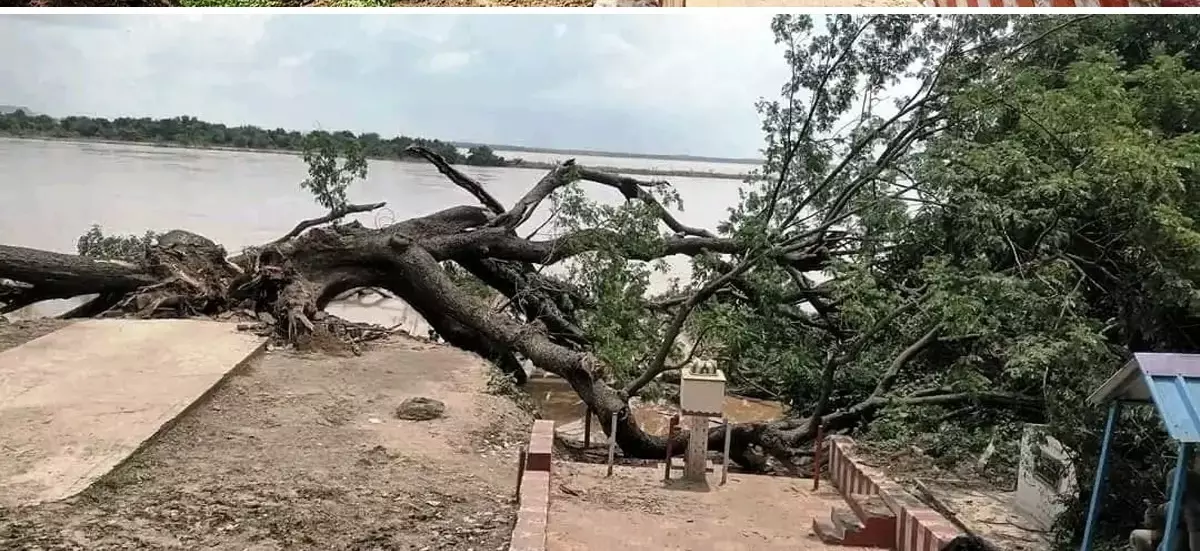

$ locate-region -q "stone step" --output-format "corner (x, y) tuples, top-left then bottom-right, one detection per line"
(847, 492), (895, 519)
(811, 505), (894, 548)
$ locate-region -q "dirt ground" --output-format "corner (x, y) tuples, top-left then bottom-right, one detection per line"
(546, 461), (869, 551)
(0, 322), (533, 551)
(0, 318), (71, 353)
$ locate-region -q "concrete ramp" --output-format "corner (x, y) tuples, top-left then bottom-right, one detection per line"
(0, 319), (264, 506)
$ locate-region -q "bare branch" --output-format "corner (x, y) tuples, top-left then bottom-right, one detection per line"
(626, 250), (767, 398)
(490, 162), (577, 231)
(870, 326), (941, 399)
(406, 146), (507, 215)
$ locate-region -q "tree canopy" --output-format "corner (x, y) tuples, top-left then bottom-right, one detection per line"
(543, 14), (1200, 547)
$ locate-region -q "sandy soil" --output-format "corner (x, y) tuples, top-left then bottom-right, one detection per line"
(547, 461), (869, 551)
(0, 318), (72, 353)
(0, 328), (533, 551)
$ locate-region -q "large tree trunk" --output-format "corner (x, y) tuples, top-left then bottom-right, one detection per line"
(0, 245), (156, 313)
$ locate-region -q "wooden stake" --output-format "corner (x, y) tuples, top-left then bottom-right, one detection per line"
(584, 408), (592, 449)
(516, 445), (527, 502)
(813, 423), (824, 491)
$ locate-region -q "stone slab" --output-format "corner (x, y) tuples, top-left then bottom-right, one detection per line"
(0, 319), (265, 506)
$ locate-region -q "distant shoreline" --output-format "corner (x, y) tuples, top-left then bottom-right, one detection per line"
(3, 135), (750, 181)
(454, 141), (762, 166)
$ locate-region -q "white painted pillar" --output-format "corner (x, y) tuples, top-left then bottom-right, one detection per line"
(684, 415), (708, 482)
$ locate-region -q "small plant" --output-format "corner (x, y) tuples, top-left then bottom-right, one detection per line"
(299, 132), (367, 212)
(76, 225), (159, 263)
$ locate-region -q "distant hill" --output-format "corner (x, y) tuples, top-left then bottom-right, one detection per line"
(451, 141), (762, 166)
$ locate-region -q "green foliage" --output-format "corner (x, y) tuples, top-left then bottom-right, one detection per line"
(550, 182), (683, 383)
(299, 132), (367, 212)
(76, 225), (159, 263)
(0, 112), (504, 167)
(464, 145), (504, 167)
(548, 15), (1199, 550)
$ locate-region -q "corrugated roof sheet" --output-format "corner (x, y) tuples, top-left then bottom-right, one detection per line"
(1088, 353), (1200, 443)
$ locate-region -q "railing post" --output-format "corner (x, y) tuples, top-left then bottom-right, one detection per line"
(665, 415), (679, 481)
(721, 418), (732, 485)
(515, 444), (527, 502)
(607, 412), (618, 477)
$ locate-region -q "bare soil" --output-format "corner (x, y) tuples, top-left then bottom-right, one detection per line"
(0, 327), (533, 551)
(547, 461), (868, 550)
(0, 318), (71, 353)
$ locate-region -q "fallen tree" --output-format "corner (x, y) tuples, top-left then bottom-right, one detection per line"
(0, 145), (1043, 469)
(0, 15), (1084, 472)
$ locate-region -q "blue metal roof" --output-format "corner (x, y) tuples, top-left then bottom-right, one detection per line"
(1088, 353), (1200, 443)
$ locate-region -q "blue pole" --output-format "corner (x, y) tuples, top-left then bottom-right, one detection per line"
(1081, 402), (1122, 551)
(1162, 442), (1193, 551)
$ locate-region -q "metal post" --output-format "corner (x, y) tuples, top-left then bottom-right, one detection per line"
(813, 423), (824, 491)
(606, 412), (618, 477)
(584, 408), (592, 449)
(1162, 442), (1194, 551)
(665, 415), (679, 481)
(1080, 402), (1122, 551)
(721, 418), (732, 485)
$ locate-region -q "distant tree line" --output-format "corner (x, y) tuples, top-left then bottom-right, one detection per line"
(0, 109), (508, 167)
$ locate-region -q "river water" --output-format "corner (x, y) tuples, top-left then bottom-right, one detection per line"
(0, 137), (783, 429)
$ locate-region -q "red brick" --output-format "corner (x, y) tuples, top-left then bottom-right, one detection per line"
(511, 471), (550, 551)
(824, 436), (966, 551)
(526, 421), (554, 472)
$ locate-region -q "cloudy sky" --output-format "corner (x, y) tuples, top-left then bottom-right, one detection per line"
(0, 14), (790, 158)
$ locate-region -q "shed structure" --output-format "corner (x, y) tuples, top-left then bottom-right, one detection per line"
(1082, 353), (1200, 551)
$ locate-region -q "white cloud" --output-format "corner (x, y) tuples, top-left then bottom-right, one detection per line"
(424, 51), (473, 74)
(0, 13), (792, 157)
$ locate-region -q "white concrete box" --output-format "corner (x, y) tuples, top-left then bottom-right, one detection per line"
(1014, 423), (1077, 531)
(680, 364), (726, 417)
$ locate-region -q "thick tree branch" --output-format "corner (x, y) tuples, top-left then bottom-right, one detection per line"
(271, 202), (388, 245)
(870, 326), (941, 399)
(0, 245), (157, 313)
(490, 162), (577, 231)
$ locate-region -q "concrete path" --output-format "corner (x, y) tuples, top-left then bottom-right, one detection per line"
(0, 319), (264, 506)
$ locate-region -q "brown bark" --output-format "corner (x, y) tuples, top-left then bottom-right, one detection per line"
(0, 245), (157, 314)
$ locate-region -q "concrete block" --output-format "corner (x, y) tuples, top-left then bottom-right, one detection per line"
(0, 320), (264, 506)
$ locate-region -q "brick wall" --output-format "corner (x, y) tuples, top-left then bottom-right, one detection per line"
(510, 420), (554, 551)
(924, 0), (1142, 5)
(827, 436), (963, 551)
